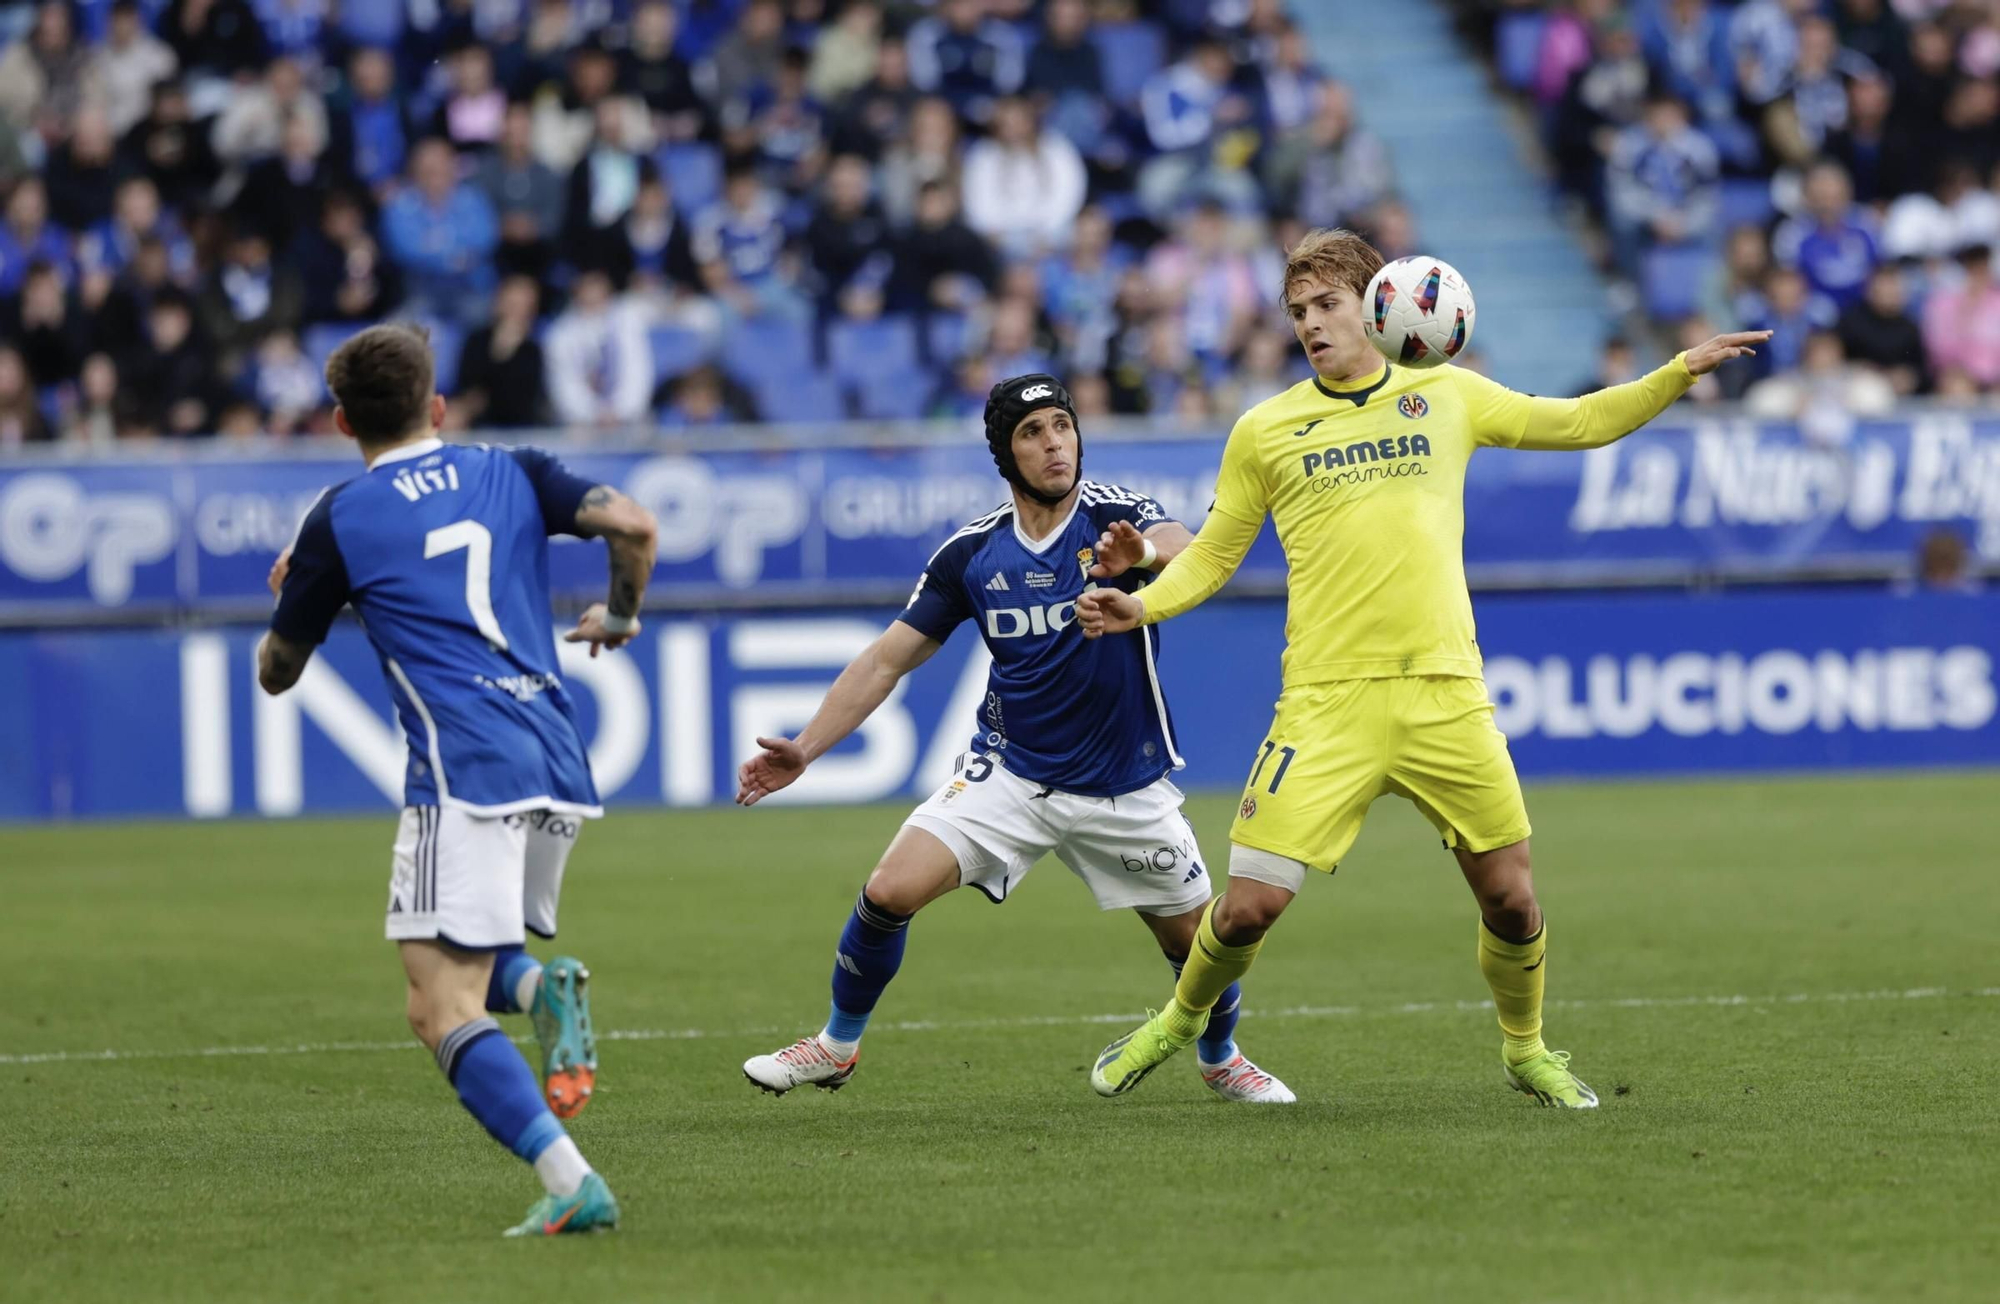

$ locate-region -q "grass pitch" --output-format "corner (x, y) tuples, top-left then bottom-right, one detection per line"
(3, 773), (1996, 1303)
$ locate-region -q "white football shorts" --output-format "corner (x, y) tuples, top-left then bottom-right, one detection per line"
(904, 751), (1213, 916)
(385, 805), (584, 950)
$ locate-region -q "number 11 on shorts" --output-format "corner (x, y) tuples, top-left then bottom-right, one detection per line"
(1249, 741), (1296, 794)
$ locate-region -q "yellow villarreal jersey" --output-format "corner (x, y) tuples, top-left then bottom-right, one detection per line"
(1211, 362), (1539, 685)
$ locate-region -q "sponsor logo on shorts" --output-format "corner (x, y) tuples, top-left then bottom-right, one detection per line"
(1239, 796), (1258, 820)
(1120, 838), (1199, 875)
(526, 810), (581, 839)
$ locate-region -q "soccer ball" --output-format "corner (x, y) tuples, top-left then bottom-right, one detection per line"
(1362, 256), (1476, 369)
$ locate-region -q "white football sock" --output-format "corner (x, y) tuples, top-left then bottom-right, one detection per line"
(533, 1135), (592, 1198)
(817, 1029), (859, 1060)
(513, 963), (544, 1014)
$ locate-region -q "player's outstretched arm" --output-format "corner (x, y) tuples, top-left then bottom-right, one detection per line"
(1501, 330), (1771, 452)
(736, 621), (942, 806)
(565, 485), (659, 658)
(1087, 520), (1195, 579)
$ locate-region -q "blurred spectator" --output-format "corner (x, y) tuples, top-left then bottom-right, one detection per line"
(382, 139), (500, 325)
(91, 235), (181, 355)
(1935, 75), (2000, 181)
(0, 178), (73, 296)
(961, 96), (1086, 257)
(1215, 328), (1302, 414)
(880, 96), (962, 227)
(1762, 15), (1877, 167)
(61, 352), (121, 446)
(1534, 0), (1611, 111)
(1257, 23), (1324, 136)
(1605, 92), (1719, 273)
(91, 2), (179, 137)
(1146, 200), (1264, 374)
(254, 0), (326, 63)
(1748, 265), (1838, 379)
(1773, 159), (1878, 309)
(888, 178), (998, 315)
(197, 230), (304, 373)
(232, 110), (336, 250)
(1881, 160), (2000, 264)
(1832, 0), (1905, 71)
(830, 33), (919, 161)
(1357, 196), (1420, 261)
(545, 268), (654, 427)
(0, 2), (100, 132)
(0, 344), (52, 445)
(657, 363), (758, 426)
(1040, 204), (1126, 372)
(79, 177), (194, 290)
(693, 156), (803, 319)
(434, 43), (508, 154)
(452, 275), (550, 430)
(327, 47), (410, 190)
(808, 0), (882, 105)
(120, 82), (221, 216)
(162, 0), (269, 84)
(214, 56), (327, 167)
(44, 108), (120, 233)
(1704, 224), (1774, 330)
(1549, 10), (1648, 211)
(627, 1), (707, 142)
(1728, 0), (1810, 113)
(1138, 37), (1258, 215)
(1573, 334), (1641, 396)
(478, 101), (566, 281)
(1067, 369), (1111, 419)
(984, 297), (1054, 377)
(532, 43), (625, 173)
(7, 261), (88, 385)
(1744, 329), (1895, 442)
(120, 287), (214, 435)
(1264, 82), (1391, 231)
(805, 154), (891, 325)
(564, 97), (658, 265)
(711, 0), (788, 113)
(1838, 263), (1927, 394)
(1026, 0), (1102, 106)
(742, 48), (827, 190)
(296, 189), (403, 324)
(907, 0), (1025, 122)
(248, 331), (324, 435)
(1825, 72), (1907, 204)
(1914, 529), (1980, 594)
(620, 176), (708, 319)
(1921, 243), (2000, 391)
(929, 351), (995, 419)
(1638, 0), (1733, 123)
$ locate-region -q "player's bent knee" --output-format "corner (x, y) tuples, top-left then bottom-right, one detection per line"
(864, 828), (963, 916)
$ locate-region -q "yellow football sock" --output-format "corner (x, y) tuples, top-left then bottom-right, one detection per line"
(1478, 918), (1548, 1066)
(1163, 900), (1264, 1041)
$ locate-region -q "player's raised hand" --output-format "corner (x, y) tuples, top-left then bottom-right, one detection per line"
(267, 547), (291, 598)
(563, 603), (638, 658)
(1088, 520), (1149, 578)
(737, 735), (807, 806)
(1682, 330), (1774, 375)
(1077, 588), (1144, 639)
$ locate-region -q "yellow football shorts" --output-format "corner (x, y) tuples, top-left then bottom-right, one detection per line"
(1227, 676), (1532, 872)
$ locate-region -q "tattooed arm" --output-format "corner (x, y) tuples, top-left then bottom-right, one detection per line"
(563, 484), (659, 657)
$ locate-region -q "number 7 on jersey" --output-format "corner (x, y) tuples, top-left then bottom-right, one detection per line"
(426, 520), (510, 652)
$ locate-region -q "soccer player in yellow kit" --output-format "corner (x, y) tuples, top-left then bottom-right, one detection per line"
(1079, 229), (1768, 1108)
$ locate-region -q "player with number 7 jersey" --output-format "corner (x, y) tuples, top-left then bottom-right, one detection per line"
(259, 323), (659, 1236)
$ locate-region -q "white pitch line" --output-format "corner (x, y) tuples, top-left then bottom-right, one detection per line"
(3, 986), (1994, 1068)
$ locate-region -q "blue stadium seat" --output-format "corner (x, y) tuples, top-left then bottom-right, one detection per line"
(925, 312), (969, 363)
(1092, 22), (1167, 108)
(753, 369), (846, 424)
(828, 315), (919, 383)
(1720, 178), (1776, 232)
(659, 143), (724, 217)
(1640, 243), (1711, 321)
(648, 325), (712, 381)
(719, 315), (812, 385)
(853, 369), (932, 421)
(1494, 11), (1548, 92)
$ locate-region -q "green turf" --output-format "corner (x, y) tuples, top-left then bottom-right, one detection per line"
(3, 773), (1996, 1303)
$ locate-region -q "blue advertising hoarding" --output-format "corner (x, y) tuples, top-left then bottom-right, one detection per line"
(2, 588), (1992, 821)
(1, 413), (1997, 617)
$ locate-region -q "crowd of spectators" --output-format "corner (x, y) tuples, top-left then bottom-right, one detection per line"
(0, 0), (1415, 446)
(1467, 0), (2000, 426)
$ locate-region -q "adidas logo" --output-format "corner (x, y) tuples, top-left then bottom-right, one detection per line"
(1182, 864), (1205, 884)
(985, 573), (1010, 592)
(836, 953), (863, 977)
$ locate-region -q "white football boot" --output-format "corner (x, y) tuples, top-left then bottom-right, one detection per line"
(1199, 1051), (1297, 1103)
(742, 1034), (859, 1096)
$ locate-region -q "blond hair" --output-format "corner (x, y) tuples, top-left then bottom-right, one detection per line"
(1280, 227), (1384, 304)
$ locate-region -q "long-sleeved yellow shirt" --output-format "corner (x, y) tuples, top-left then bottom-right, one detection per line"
(1140, 356), (1695, 685)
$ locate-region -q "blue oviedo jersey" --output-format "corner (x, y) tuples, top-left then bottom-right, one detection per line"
(899, 481), (1183, 798)
(270, 439), (603, 816)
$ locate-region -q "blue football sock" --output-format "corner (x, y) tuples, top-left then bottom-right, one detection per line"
(824, 891), (911, 1046)
(435, 1017), (565, 1163)
(1169, 958), (1241, 1065)
(485, 946), (542, 1014)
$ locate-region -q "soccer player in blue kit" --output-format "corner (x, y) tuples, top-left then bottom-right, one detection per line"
(258, 324), (658, 1236)
(736, 374), (1293, 1104)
